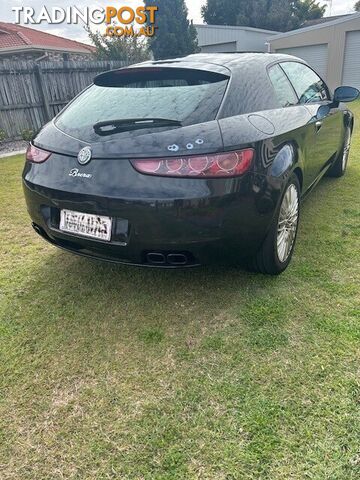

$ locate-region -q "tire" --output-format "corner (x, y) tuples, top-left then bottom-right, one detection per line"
(327, 126), (352, 178)
(250, 174), (301, 275)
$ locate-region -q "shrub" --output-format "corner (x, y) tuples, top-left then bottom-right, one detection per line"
(0, 129), (6, 143)
(21, 129), (35, 142)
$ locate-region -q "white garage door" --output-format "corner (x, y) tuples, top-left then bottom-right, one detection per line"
(342, 31), (360, 89)
(275, 44), (329, 80)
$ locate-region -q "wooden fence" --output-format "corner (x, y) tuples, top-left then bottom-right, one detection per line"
(0, 60), (128, 140)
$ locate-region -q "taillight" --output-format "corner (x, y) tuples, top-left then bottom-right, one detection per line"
(26, 144), (51, 163)
(131, 149), (254, 178)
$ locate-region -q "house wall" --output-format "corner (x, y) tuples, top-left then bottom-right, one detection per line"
(196, 25), (278, 53)
(269, 16), (360, 90)
(0, 50), (93, 63)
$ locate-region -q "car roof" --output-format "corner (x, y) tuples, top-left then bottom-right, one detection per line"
(131, 53), (305, 74)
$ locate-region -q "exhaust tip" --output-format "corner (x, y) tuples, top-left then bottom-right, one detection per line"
(145, 251), (194, 267)
(167, 253), (188, 266)
(146, 252), (166, 265)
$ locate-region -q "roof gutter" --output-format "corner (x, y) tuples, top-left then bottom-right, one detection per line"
(0, 45), (94, 55)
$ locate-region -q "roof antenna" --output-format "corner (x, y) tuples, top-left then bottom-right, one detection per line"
(324, 0), (332, 16)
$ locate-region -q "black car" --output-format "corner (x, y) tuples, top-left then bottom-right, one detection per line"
(23, 53), (359, 274)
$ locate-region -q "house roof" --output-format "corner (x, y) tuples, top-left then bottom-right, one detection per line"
(195, 24), (280, 35)
(269, 12), (360, 41)
(0, 22), (95, 54)
(301, 14), (351, 28)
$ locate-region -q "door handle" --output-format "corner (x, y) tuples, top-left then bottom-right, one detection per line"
(315, 121), (323, 133)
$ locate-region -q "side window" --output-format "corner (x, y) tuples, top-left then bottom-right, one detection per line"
(268, 64), (298, 107)
(280, 62), (330, 104)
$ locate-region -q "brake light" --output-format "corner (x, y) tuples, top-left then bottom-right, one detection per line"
(131, 149), (254, 178)
(26, 145), (51, 163)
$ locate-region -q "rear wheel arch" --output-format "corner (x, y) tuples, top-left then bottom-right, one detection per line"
(269, 142), (298, 178)
(293, 167), (303, 192)
(270, 141), (303, 193)
(288, 142), (304, 194)
(250, 173), (301, 275)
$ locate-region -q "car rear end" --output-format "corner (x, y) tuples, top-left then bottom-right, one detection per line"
(22, 62), (273, 267)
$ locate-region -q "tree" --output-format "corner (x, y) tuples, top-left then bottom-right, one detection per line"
(201, 0), (326, 32)
(355, 1), (360, 12)
(293, 0), (326, 26)
(86, 27), (150, 63)
(144, 0), (199, 59)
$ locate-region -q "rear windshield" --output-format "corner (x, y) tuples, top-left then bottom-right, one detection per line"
(55, 68), (229, 142)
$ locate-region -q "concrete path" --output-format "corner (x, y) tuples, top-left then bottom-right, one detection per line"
(0, 149), (26, 159)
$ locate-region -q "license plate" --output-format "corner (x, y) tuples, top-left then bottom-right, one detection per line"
(59, 209), (112, 242)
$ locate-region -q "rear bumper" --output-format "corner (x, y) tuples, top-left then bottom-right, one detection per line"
(31, 222), (218, 268)
(23, 174), (279, 267)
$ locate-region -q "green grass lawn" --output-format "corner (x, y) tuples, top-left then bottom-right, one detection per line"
(1, 105), (359, 480)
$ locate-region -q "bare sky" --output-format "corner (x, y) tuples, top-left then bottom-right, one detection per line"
(1, 0), (357, 43)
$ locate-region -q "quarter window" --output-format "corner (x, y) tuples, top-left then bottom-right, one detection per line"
(280, 62), (329, 104)
(268, 64), (298, 107)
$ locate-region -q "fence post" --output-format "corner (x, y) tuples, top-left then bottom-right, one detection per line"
(34, 64), (52, 122)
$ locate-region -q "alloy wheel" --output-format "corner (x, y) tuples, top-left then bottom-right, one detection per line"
(342, 127), (351, 171)
(277, 184), (299, 263)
